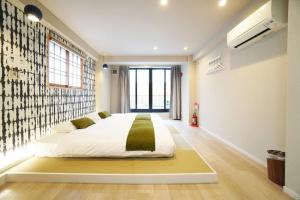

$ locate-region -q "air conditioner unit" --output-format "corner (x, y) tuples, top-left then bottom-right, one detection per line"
(227, 0), (288, 50)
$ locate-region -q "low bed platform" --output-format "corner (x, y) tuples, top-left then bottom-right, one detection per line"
(2, 127), (217, 184)
(4, 151), (217, 184)
(0, 115), (217, 184)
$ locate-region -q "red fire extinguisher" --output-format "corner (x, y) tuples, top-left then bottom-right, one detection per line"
(191, 103), (199, 127)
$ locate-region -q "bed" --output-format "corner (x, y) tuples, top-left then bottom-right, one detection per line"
(33, 113), (176, 158)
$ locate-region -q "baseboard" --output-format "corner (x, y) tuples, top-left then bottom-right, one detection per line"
(6, 172), (217, 184)
(200, 127), (266, 167)
(283, 186), (300, 200)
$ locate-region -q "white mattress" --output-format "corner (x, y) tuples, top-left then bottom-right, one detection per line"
(34, 113), (176, 157)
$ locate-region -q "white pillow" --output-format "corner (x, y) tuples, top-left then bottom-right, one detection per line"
(52, 122), (77, 134)
(86, 112), (101, 123)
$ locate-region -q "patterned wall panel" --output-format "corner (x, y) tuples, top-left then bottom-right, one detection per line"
(0, 0), (96, 155)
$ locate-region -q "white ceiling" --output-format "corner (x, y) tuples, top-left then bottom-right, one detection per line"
(39, 0), (260, 56)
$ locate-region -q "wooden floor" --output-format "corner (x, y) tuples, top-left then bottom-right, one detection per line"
(0, 121), (291, 200)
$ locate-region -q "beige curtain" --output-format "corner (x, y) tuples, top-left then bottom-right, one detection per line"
(119, 66), (130, 113)
(169, 66), (181, 119)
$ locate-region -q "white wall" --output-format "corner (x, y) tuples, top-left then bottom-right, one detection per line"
(181, 57), (197, 125)
(95, 58), (111, 112)
(285, 0), (300, 197)
(188, 57), (197, 124)
(195, 29), (288, 164)
(110, 66), (121, 113)
(181, 63), (189, 124)
(104, 56), (188, 65)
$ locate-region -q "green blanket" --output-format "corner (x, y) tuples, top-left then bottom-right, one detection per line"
(126, 114), (155, 151)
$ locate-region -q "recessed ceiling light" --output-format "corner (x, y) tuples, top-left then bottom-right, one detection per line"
(218, 0), (227, 7)
(184, 46), (188, 51)
(153, 46), (158, 50)
(160, 0), (168, 6)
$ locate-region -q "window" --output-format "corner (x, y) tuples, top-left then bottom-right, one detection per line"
(130, 67), (171, 112)
(48, 39), (83, 88)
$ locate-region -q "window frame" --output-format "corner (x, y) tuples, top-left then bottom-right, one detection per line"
(130, 67), (171, 113)
(47, 36), (84, 89)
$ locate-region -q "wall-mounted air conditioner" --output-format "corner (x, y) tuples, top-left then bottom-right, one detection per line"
(227, 0), (288, 50)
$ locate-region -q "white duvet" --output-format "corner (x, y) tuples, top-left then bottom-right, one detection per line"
(34, 113), (176, 157)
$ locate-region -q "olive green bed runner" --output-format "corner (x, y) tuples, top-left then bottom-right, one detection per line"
(126, 114), (155, 151)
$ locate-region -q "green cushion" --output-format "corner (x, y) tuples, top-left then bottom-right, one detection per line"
(98, 111), (111, 119)
(71, 117), (95, 129)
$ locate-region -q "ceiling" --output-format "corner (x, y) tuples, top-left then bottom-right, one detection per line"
(39, 0), (260, 56)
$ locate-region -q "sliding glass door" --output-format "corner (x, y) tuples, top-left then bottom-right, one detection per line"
(136, 69), (150, 109)
(130, 67), (171, 112)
